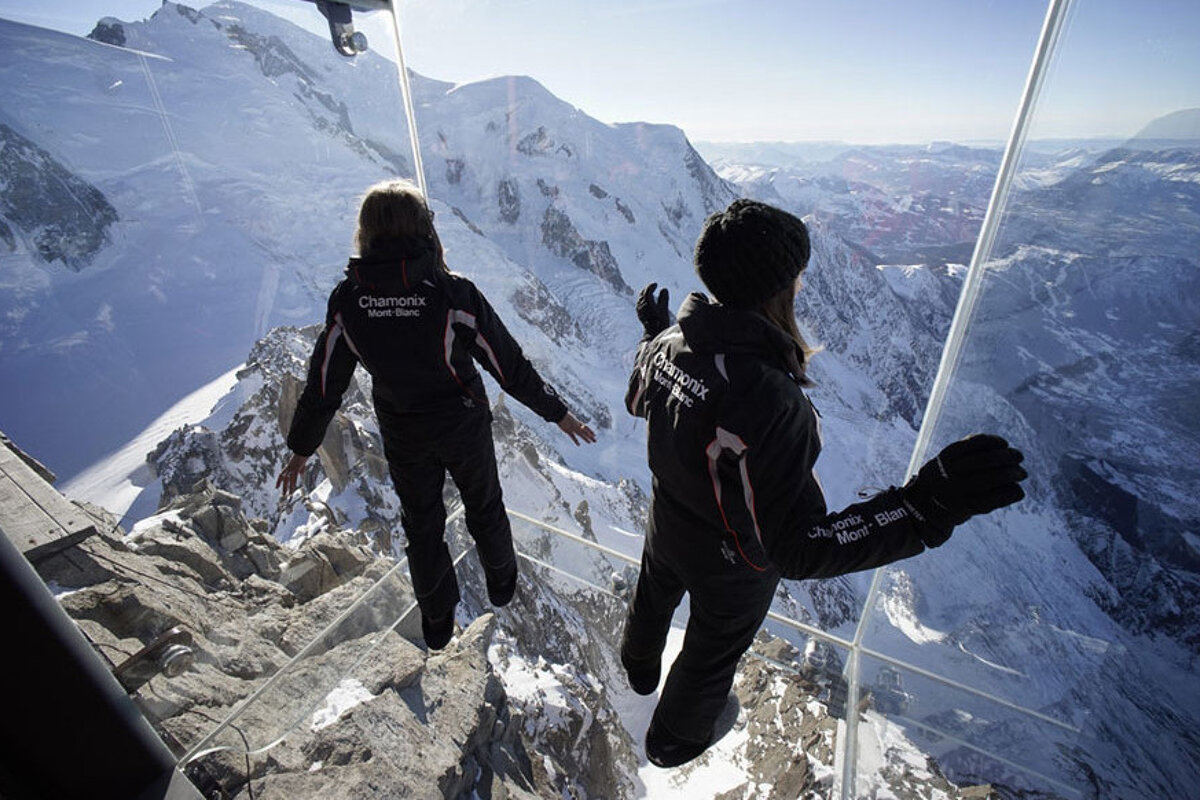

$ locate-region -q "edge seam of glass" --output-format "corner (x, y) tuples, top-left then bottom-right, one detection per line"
(387, 2), (429, 198)
(858, 644), (1081, 734)
(507, 507), (642, 566)
(840, 1), (1075, 796)
(906, 0), (1074, 475)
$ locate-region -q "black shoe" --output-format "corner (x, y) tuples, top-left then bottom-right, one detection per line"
(645, 694), (740, 768)
(645, 716), (709, 768)
(620, 645), (661, 696)
(710, 692), (741, 746)
(487, 561), (518, 607)
(421, 611), (454, 651)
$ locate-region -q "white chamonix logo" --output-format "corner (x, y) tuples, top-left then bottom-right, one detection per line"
(650, 349), (709, 408)
(359, 294), (427, 318)
(808, 513), (865, 539)
(809, 506), (908, 545)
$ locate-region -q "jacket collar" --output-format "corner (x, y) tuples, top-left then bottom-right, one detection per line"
(346, 237), (441, 291)
(677, 292), (808, 382)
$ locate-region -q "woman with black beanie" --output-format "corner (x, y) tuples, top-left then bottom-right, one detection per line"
(277, 179), (596, 650)
(621, 198), (1027, 768)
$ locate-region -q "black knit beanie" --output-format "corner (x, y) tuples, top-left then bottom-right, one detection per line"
(694, 199), (811, 308)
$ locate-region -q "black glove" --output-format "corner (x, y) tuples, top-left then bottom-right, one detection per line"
(636, 282), (671, 339)
(902, 434), (1027, 547)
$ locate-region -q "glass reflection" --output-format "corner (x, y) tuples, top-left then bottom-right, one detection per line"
(861, 0), (1200, 796)
(0, 3), (423, 791)
(854, 654), (1087, 799)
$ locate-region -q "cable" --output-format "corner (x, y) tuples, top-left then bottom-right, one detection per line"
(188, 708), (256, 800)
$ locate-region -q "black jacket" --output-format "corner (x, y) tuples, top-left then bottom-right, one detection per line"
(625, 292), (926, 580)
(288, 239), (567, 457)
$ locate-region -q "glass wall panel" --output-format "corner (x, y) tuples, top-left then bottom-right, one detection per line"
(859, 1), (1200, 797)
(386, 0), (1047, 668)
(853, 653), (1089, 799)
(0, 2), (422, 786)
(1, 4), (417, 483)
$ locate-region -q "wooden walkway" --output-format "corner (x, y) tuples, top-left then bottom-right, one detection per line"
(0, 436), (98, 565)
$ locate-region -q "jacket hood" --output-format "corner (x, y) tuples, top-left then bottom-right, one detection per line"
(346, 237), (441, 290)
(677, 292), (808, 381)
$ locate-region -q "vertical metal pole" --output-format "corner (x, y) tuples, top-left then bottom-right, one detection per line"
(387, 1), (428, 198)
(906, 0), (1074, 478)
(838, 1), (1074, 796)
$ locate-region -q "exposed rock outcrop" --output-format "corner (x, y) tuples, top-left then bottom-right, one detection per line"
(24, 475), (565, 798)
(498, 178), (521, 223)
(540, 207), (631, 295)
(238, 617), (543, 800)
(0, 123), (118, 271)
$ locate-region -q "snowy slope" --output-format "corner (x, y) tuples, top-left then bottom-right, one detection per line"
(0, 7), (409, 477)
(0, 2), (735, 484)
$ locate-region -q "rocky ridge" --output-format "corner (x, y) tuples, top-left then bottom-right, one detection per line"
(28, 464), (611, 798)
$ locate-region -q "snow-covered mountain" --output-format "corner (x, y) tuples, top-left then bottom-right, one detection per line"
(2, 2), (1198, 797)
(0, 2), (734, 482)
(701, 141), (1004, 267)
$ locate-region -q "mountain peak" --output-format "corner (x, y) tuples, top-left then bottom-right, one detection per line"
(1131, 107), (1200, 144)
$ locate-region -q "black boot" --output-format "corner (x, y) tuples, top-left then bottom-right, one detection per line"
(620, 642), (662, 696)
(645, 694), (740, 768)
(486, 560), (518, 607)
(644, 715), (709, 768)
(421, 610), (454, 650)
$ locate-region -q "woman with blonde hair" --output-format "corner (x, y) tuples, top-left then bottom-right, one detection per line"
(622, 199), (1026, 767)
(278, 179), (595, 649)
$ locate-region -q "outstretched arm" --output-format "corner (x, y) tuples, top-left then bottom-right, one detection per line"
(457, 283), (570, 423)
(454, 281), (598, 445)
(703, 400), (925, 578)
(286, 312), (359, 457)
(765, 444), (1025, 579)
(712, 393), (1026, 579)
(280, 291), (359, 494)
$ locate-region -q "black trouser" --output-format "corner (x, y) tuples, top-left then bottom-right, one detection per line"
(622, 500), (780, 752)
(376, 401), (516, 622)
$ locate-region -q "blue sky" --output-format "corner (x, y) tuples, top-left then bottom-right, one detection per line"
(7, 0), (1200, 144)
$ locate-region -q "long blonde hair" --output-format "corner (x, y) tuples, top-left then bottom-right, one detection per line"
(758, 283), (819, 385)
(354, 179), (444, 266)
